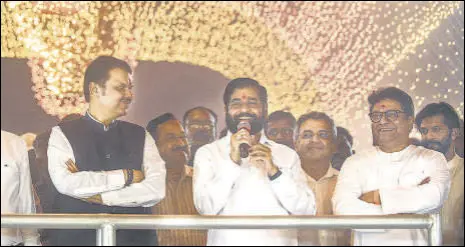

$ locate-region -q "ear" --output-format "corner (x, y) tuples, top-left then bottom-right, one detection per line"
(451, 128), (460, 141)
(89, 82), (99, 97)
(407, 116), (414, 132)
(330, 140), (338, 153)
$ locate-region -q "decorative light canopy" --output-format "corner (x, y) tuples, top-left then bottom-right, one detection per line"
(1, 1), (463, 149)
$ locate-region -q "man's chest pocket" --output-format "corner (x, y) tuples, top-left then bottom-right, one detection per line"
(1, 159), (19, 178)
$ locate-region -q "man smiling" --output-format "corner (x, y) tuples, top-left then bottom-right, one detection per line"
(193, 78), (316, 246)
(332, 87), (450, 246)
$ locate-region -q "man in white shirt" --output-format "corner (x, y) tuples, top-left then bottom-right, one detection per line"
(1, 130), (41, 246)
(47, 56), (166, 245)
(332, 87), (451, 246)
(416, 102), (464, 246)
(193, 78), (316, 246)
(295, 112), (350, 246)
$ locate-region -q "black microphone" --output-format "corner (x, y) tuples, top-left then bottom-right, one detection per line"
(237, 122), (251, 158)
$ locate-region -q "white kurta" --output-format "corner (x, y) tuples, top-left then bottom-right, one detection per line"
(441, 154), (464, 246)
(1, 130), (40, 246)
(193, 132), (316, 246)
(332, 145), (450, 246)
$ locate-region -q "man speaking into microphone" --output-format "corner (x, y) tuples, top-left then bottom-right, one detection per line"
(193, 78), (316, 246)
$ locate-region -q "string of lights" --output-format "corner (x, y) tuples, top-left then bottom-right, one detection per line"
(1, 1), (463, 137)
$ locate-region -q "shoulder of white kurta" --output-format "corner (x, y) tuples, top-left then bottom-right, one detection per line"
(1, 130), (27, 154)
(409, 145), (446, 164)
(1, 130), (24, 145)
(340, 146), (378, 170)
(195, 137), (227, 157)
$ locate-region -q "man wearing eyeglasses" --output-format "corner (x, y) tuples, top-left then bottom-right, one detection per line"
(295, 112), (350, 246)
(415, 102), (463, 246)
(332, 87), (450, 245)
(183, 107), (218, 171)
(147, 113), (207, 246)
(265, 110), (296, 149)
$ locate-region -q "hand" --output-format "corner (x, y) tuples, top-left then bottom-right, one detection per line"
(185, 165), (194, 177)
(419, 177), (430, 186)
(65, 160), (104, 204)
(66, 159), (79, 173)
(82, 194), (103, 204)
(248, 143), (279, 177)
(132, 170), (145, 183)
(230, 129), (252, 164)
(359, 190), (381, 205)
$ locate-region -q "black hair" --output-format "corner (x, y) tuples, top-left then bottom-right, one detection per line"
(146, 113), (177, 140)
(415, 102), (461, 130)
(223, 78), (267, 108)
(83, 56), (132, 102)
(267, 110), (297, 128)
(336, 126), (353, 146)
(296, 111), (337, 140)
(368, 87), (414, 116)
(183, 106), (218, 127)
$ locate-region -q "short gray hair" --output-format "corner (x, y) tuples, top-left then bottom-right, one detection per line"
(296, 111), (337, 140)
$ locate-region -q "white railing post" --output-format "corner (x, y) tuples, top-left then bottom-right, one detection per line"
(96, 227), (103, 246)
(428, 213), (442, 246)
(98, 223), (116, 246)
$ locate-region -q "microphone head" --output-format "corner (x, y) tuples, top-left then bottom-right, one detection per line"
(237, 121), (251, 132)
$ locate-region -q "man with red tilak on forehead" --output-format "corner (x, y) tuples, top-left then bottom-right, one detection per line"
(193, 78), (316, 246)
(332, 87), (451, 246)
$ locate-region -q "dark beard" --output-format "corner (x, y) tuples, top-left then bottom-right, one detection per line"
(226, 112), (264, 135)
(421, 133), (452, 155)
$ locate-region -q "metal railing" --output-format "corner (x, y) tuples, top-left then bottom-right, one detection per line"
(1, 214), (441, 246)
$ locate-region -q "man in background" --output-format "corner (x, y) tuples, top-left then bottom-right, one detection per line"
(265, 110), (296, 149)
(295, 112), (350, 246)
(147, 113), (206, 246)
(416, 102), (463, 245)
(331, 126), (355, 171)
(183, 107), (218, 175)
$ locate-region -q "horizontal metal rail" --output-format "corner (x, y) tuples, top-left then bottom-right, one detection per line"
(1, 214), (441, 246)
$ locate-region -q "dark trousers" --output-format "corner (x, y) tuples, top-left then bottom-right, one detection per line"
(48, 229), (158, 246)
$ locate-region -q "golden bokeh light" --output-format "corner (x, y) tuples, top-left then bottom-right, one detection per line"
(1, 1), (463, 142)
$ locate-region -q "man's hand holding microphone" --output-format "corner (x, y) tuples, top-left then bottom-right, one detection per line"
(230, 122), (279, 177)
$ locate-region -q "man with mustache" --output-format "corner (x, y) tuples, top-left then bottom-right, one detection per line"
(415, 102), (463, 245)
(331, 126), (355, 171)
(295, 112), (350, 246)
(265, 110), (296, 149)
(193, 78), (316, 246)
(47, 56), (166, 246)
(183, 107), (218, 171)
(147, 113), (207, 246)
(332, 87), (450, 245)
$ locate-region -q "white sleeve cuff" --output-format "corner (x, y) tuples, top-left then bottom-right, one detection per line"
(379, 187), (397, 215)
(106, 169), (126, 190)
